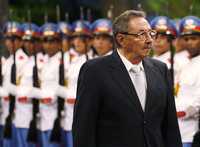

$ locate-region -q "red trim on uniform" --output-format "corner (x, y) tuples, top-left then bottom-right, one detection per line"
(19, 55), (24, 60)
(69, 53), (75, 58)
(39, 59), (44, 63)
(177, 111), (186, 118)
(3, 96), (10, 101)
(18, 96), (28, 103)
(40, 97), (52, 104)
(167, 58), (171, 64)
(60, 59), (64, 64)
(66, 98), (76, 104)
(194, 26), (200, 32)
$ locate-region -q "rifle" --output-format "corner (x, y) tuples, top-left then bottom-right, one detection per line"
(87, 8), (92, 23)
(107, 5), (114, 21)
(26, 10), (40, 143)
(4, 53), (16, 139)
(168, 34), (175, 87)
(192, 111), (200, 147)
(50, 49), (65, 143)
(79, 6), (89, 60)
(0, 56), (3, 123)
(27, 52), (40, 143)
(4, 9), (17, 139)
(50, 5), (65, 143)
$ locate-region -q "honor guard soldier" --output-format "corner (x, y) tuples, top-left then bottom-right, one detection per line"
(57, 21), (75, 147)
(32, 23), (67, 147)
(150, 16), (189, 89)
(71, 20), (93, 60)
(151, 16), (178, 69)
(11, 23), (42, 147)
(60, 20), (92, 147)
(1, 21), (29, 147)
(91, 18), (114, 57)
(175, 16), (200, 147)
(0, 26), (7, 147)
(58, 22), (77, 65)
(58, 22), (72, 52)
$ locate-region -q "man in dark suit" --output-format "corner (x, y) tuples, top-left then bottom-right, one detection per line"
(72, 10), (182, 147)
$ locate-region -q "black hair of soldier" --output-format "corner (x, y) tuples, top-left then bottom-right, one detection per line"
(91, 33), (114, 56)
(71, 34), (92, 60)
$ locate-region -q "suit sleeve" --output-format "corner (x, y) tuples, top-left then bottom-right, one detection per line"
(162, 64), (182, 147)
(72, 62), (101, 147)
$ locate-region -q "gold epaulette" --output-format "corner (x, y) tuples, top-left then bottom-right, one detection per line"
(174, 83), (180, 97)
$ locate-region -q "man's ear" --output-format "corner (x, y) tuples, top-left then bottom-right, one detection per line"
(116, 33), (125, 47)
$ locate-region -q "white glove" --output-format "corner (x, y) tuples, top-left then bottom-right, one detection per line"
(183, 106), (199, 120)
(6, 83), (18, 96)
(56, 85), (68, 99)
(28, 87), (43, 99)
(0, 87), (8, 97)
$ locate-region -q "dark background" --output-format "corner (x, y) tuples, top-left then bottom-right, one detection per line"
(0, 0), (199, 55)
(1, 0), (200, 25)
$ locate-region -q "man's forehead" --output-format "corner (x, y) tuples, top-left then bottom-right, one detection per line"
(128, 17), (151, 31)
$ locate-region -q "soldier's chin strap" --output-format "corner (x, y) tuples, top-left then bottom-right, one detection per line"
(27, 52), (40, 143)
(50, 49), (65, 143)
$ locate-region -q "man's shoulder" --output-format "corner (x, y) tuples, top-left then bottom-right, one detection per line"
(144, 57), (168, 74)
(78, 55), (113, 82)
(82, 54), (113, 71)
(145, 57), (167, 67)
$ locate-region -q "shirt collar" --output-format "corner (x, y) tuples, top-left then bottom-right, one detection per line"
(117, 49), (144, 72)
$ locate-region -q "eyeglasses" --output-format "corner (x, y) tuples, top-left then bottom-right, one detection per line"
(119, 30), (157, 40)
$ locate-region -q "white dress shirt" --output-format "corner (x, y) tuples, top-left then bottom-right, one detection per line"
(117, 49), (147, 111)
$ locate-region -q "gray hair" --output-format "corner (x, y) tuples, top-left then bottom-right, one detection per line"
(113, 10), (146, 35)
(112, 10), (146, 47)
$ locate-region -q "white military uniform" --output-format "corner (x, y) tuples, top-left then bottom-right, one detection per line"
(39, 51), (61, 131)
(176, 54), (200, 143)
(0, 49), (28, 125)
(153, 50), (190, 87)
(153, 51), (171, 69)
(174, 50), (190, 83)
(63, 50), (93, 131)
(13, 52), (46, 128)
(104, 50), (113, 56)
(0, 56), (7, 121)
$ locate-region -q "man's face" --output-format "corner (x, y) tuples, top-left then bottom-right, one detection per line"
(35, 40), (43, 53)
(93, 34), (113, 56)
(174, 37), (187, 52)
(4, 38), (14, 53)
(4, 37), (22, 54)
(72, 36), (90, 54)
(183, 35), (200, 49)
(23, 40), (35, 55)
(153, 34), (170, 56)
(43, 38), (61, 56)
(13, 37), (23, 50)
(182, 35), (200, 57)
(117, 17), (153, 60)
(62, 38), (71, 52)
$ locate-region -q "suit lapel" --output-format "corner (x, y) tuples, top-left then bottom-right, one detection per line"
(143, 58), (158, 113)
(109, 51), (144, 114)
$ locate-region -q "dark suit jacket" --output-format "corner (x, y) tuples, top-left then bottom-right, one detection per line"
(72, 50), (182, 147)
